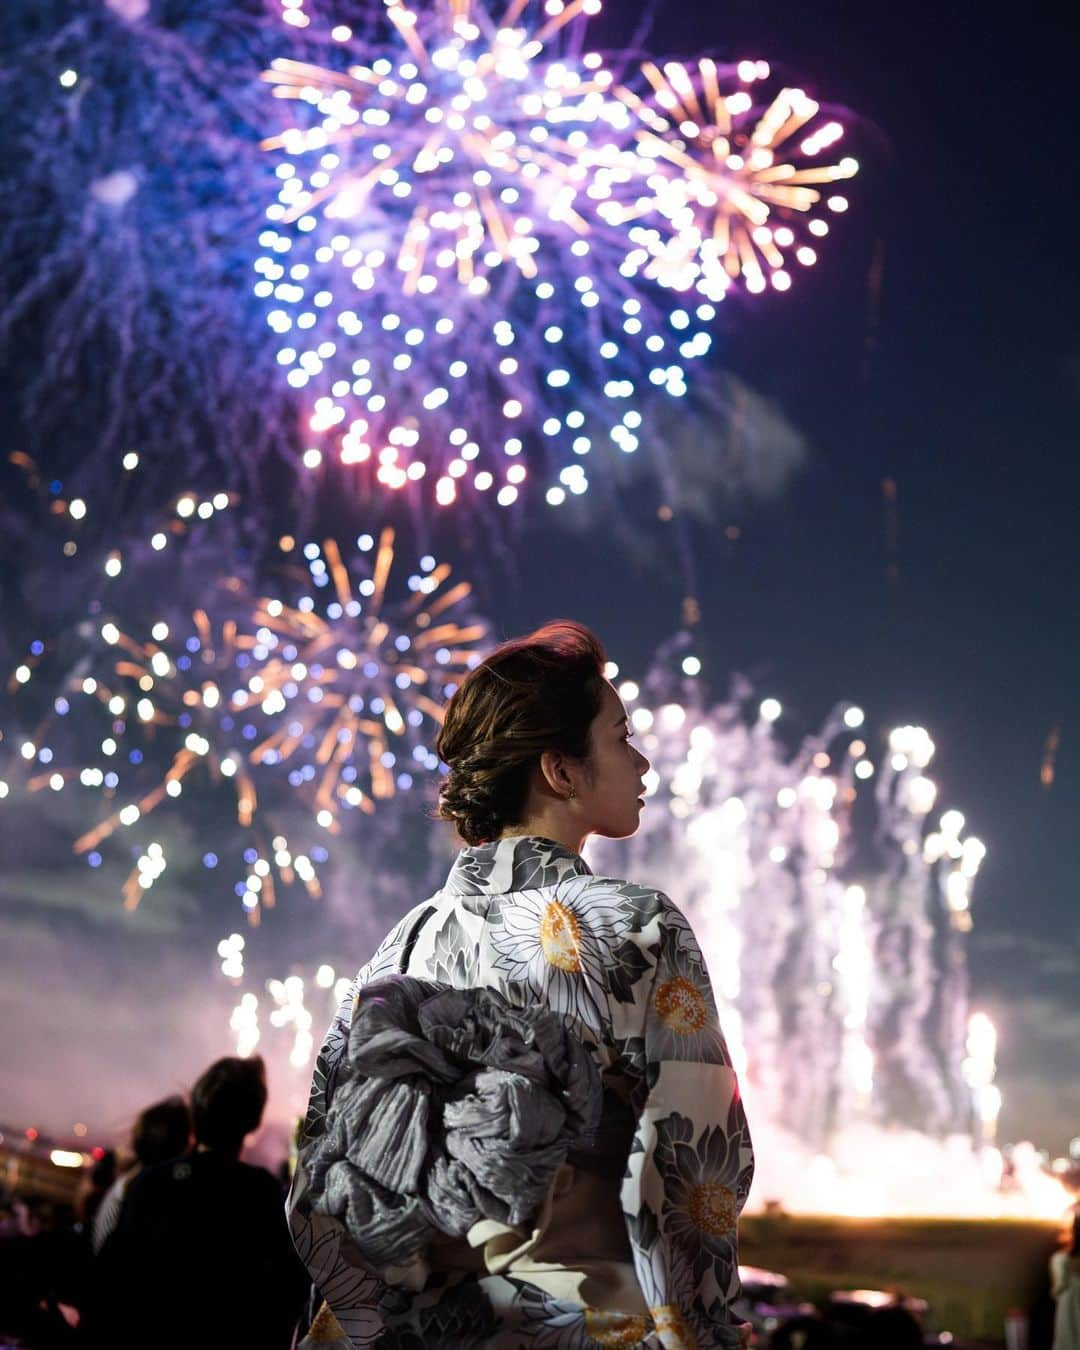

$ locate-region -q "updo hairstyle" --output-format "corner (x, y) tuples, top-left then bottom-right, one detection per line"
(436, 621), (607, 845)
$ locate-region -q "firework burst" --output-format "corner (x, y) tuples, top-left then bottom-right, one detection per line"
(4, 468), (246, 870)
(261, 0), (615, 294)
(0, 1), (303, 509)
(610, 59), (859, 299)
(65, 599), (257, 888)
(0, 468), (333, 922)
(8, 593), (327, 918)
(256, 0), (722, 509)
(236, 528), (485, 825)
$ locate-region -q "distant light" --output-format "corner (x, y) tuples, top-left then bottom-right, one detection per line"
(907, 775), (937, 815)
(59, 69), (78, 88)
(50, 1149), (84, 1168)
(940, 808), (965, 836)
(760, 698), (782, 723)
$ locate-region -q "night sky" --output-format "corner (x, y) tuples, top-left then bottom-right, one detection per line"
(511, 0), (1080, 1150)
(2, 0), (1077, 1156)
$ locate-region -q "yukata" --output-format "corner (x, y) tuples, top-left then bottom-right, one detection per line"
(287, 835), (755, 1349)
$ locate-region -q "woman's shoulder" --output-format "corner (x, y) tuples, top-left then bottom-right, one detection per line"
(561, 869), (689, 932)
(356, 896), (446, 977)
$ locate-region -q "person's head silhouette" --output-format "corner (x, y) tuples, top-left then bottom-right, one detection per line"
(191, 1056), (267, 1157)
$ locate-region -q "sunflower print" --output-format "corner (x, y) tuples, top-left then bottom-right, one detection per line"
(653, 1111), (751, 1303)
(307, 1302), (350, 1345)
(644, 924), (731, 1067)
(488, 874), (642, 1035)
(648, 1305), (700, 1350)
(290, 837), (752, 1350)
(512, 1281), (655, 1348)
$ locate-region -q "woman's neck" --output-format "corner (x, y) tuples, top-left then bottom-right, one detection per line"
(499, 815), (587, 856)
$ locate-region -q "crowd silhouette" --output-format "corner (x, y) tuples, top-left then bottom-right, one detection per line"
(1, 1056), (308, 1350)
(0, 1056), (1073, 1348)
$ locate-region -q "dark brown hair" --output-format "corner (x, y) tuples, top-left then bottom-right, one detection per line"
(132, 1095), (192, 1168)
(191, 1055), (267, 1154)
(436, 620), (607, 845)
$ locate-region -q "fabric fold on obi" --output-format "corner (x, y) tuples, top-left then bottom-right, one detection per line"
(302, 975), (603, 1288)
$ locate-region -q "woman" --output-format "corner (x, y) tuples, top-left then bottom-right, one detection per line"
(288, 621), (754, 1348)
(1051, 1212), (1080, 1350)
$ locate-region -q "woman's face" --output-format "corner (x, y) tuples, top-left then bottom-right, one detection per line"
(578, 680), (651, 839)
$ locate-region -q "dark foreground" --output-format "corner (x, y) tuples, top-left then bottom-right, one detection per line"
(740, 1212), (1060, 1345)
(1, 1206), (1061, 1348)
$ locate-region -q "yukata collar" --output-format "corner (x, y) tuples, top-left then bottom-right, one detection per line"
(444, 835), (592, 896)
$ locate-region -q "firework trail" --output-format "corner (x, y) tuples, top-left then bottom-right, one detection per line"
(589, 637), (987, 1147)
(238, 528), (486, 825)
(609, 58), (858, 300)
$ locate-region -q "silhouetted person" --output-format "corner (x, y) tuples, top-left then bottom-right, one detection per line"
(0, 1195), (85, 1349)
(770, 1316), (839, 1349)
(75, 1150), (116, 1237)
(859, 1306), (923, 1349)
(91, 1094), (192, 1253)
(87, 1056), (307, 1350)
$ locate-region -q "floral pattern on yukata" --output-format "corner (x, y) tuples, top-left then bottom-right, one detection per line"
(607, 937), (655, 1005)
(655, 1113), (743, 1301)
(512, 1281), (655, 1347)
(447, 834), (586, 897)
(644, 922), (730, 1068)
(288, 836), (753, 1350)
(488, 873), (651, 1035)
(375, 1278), (501, 1348)
(428, 909), (473, 987)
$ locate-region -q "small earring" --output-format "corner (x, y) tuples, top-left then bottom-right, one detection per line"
(566, 787), (576, 800)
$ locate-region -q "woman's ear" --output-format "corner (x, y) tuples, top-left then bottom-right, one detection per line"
(538, 749), (576, 800)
